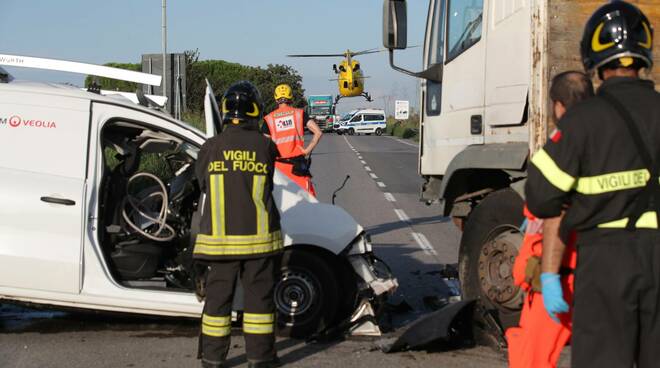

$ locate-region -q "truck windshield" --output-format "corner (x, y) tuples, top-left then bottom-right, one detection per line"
(310, 106), (332, 116)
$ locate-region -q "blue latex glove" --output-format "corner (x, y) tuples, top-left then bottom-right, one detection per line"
(540, 272), (569, 323)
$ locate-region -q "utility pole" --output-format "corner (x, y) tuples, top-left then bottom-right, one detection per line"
(161, 0), (167, 97)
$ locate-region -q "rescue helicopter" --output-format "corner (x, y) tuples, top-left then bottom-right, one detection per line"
(287, 48), (386, 104)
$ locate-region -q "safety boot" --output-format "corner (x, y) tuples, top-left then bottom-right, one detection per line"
(247, 357), (281, 368)
(201, 360), (224, 368)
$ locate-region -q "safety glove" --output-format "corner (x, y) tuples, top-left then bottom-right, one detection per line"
(540, 272), (569, 323)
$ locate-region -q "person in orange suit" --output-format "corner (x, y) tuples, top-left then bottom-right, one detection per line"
(506, 71), (594, 368)
(262, 84), (322, 196)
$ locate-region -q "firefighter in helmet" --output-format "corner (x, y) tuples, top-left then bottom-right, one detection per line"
(194, 81), (283, 368)
(526, 2), (659, 366)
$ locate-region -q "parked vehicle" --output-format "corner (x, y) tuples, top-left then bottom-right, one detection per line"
(0, 55), (397, 338)
(383, 0), (660, 343)
(336, 109), (386, 136)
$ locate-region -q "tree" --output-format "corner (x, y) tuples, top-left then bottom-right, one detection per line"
(184, 49), (305, 113)
(85, 50), (306, 115)
(84, 62), (141, 91)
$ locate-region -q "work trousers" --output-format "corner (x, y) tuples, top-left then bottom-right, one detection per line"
(199, 256), (279, 366)
(572, 230), (660, 368)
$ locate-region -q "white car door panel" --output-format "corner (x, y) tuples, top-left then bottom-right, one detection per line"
(0, 92), (89, 294)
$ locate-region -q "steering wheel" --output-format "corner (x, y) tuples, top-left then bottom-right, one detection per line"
(122, 172), (176, 242)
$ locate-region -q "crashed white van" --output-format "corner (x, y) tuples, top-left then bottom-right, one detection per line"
(0, 55), (396, 337)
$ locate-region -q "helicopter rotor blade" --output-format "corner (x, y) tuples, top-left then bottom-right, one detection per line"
(350, 48), (387, 56)
(287, 53), (346, 58)
(350, 45), (421, 56)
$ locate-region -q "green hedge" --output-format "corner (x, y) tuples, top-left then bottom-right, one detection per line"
(386, 114), (419, 140)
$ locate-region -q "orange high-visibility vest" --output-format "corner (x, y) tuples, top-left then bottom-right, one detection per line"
(264, 106), (316, 196)
(264, 105), (305, 159)
(506, 206), (576, 368)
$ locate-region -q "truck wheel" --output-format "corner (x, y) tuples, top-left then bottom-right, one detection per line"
(459, 188), (524, 346)
(375, 128), (383, 136)
(348, 128), (355, 136)
(275, 248), (339, 338)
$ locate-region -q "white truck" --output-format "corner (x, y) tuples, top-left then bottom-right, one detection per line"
(0, 55), (397, 338)
(383, 0), (660, 341)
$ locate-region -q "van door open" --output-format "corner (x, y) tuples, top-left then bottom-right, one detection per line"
(0, 91), (89, 294)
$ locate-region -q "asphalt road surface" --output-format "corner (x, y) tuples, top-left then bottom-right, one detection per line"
(0, 134), (520, 368)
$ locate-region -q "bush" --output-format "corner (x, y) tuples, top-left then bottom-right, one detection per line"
(402, 128), (417, 139)
(386, 114), (419, 140)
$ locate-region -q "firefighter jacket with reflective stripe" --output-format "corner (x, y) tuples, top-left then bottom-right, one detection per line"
(193, 124), (283, 260)
(264, 105), (305, 159)
(526, 77), (660, 238)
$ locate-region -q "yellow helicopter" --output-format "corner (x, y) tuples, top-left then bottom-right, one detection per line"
(287, 48), (386, 103)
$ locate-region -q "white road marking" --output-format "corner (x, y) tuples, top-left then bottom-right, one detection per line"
(370, 173), (379, 179)
(360, 160), (366, 164)
(384, 192), (396, 202)
(377, 181), (386, 188)
(411, 232), (438, 256)
(364, 166), (372, 172)
(387, 135), (419, 147)
(394, 209), (410, 223)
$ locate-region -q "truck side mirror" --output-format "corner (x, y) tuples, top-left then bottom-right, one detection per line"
(383, 0), (407, 50)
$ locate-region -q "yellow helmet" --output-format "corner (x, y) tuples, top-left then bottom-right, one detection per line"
(274, 84), (293, 101)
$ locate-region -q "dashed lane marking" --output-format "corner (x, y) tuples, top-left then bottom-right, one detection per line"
(360, 160), (366, 164)
(365, 166), (372, 172)
(411, 232), (438, 256)
(394, 209), (410, 223)
(370, 173), (379, 179)
(377, 181), (386, 188)
(386, 135), (419, 147)
(384, 192), (396, 202)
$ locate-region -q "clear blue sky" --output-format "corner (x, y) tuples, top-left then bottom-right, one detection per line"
(1, 0), (428, 114)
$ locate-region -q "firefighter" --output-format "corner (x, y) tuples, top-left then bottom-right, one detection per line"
(526, 2), (659, 367)
(262, 83), (322, 196)
(507, 71), (594, 368)
(194, 81), (283, 368)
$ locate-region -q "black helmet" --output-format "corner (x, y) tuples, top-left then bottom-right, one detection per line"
(220, 81), (263, 125)
(580, 1), (653, 74)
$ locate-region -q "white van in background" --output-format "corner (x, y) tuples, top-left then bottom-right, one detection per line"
(336, 109), (386, 136)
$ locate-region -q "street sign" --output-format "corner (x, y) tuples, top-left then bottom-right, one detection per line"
(395, 100), (409, 120)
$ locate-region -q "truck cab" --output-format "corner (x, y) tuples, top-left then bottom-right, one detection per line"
(307, 95), (335, 132)
(383, 0), (660, 343)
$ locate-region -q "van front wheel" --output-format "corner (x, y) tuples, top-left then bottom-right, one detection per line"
(348, 128), (355, 136)
(375, 128), (383, 136)
(275, 248), (339, 338)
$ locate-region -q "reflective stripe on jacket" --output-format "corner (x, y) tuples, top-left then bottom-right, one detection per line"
(193, 125), (283, 260)
(525, 77), (660, 234)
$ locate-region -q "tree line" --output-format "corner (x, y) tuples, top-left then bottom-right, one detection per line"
(84, 49), (306, 114)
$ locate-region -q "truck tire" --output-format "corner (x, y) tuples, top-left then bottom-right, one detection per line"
(275, 248), (339, 338)
(348, 128), (355, 136)
(458, 188), (524, 346)
(375, 128), (383, 136)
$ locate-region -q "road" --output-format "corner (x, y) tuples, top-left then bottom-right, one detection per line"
(0, 134), (514, 368)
